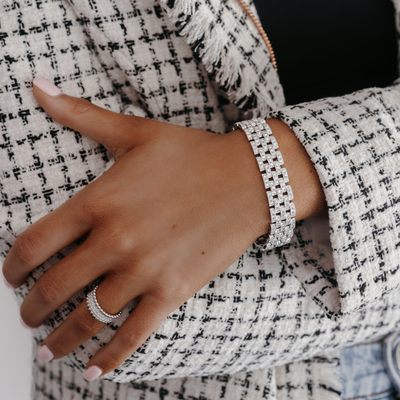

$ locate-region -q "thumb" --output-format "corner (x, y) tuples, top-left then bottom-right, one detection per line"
(32, 77), (147, 158)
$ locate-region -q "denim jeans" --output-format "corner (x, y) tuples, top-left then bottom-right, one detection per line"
(340, 332), (400, 400)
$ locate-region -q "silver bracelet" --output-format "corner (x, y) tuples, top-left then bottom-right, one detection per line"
(232, 117), (296, 250)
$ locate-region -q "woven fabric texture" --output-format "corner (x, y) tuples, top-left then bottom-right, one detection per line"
(0, 0), (399, 399)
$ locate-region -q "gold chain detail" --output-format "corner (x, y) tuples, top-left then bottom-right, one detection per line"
(237, 0), (278, 71)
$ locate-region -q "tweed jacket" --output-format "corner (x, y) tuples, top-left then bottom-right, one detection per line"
(1, 0), (400, 399)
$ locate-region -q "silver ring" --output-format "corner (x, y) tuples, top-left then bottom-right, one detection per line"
(86, 285), (122, 324)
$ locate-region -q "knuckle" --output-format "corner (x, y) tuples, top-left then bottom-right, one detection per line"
(90, 228), (135, 258)
(135, 251), (165, 278)
(70, 97), (95, 116)
(173, 281), (193, 302)
(74, 311), (101, 338)
(80, 195), (115, 224)
(141, 246), (170, 270)
(99, 352), (124, 371)
(95, 222), (136, 257)
(14, 234), (40, 268)
(112, 233), (135, 256)
(151, 292), (176, 313)
(151, 274), (190, 304)
(80, 197), (102, 221)
(118, 329), (142, 350)
(137, 253), (155, 272)
(148, 285), (170, 304)
(148, 284), (191, 313)
(35, 276), (62, 306)
(20, 307), (37, 328)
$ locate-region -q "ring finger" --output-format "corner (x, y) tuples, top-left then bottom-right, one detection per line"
(37, 275), (141, 364)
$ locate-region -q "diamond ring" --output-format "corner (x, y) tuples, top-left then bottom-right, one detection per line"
(86, 285), (122, 324)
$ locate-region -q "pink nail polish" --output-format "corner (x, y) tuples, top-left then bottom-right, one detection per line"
(3, 276), (15, 289)
(20, 317), (31, 330)
(37, 345), (54, 361)
(32, 77), (62, 97)
(83, 365), (102, 381)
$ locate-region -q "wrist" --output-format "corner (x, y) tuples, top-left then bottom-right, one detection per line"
(265, 119), (328, 220)
(229, 116), (328, 251)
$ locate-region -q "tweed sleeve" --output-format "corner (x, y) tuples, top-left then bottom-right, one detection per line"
(4, 0), (400, 387)
(266, 81), (400, 320)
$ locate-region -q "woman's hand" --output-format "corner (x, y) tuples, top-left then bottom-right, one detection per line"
(2, 79), (273, 379)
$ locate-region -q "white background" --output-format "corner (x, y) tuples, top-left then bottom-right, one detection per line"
(0, 284), (32, 400)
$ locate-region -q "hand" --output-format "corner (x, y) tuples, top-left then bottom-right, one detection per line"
(2, 78), (272, 379)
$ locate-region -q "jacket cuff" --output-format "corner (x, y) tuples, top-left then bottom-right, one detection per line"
(265, 84), (400, 319)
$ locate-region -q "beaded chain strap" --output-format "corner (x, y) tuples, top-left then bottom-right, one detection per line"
(233, 118), (296, 250)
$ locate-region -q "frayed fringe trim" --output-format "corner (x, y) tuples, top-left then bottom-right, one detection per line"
(160, 0), (277, 116)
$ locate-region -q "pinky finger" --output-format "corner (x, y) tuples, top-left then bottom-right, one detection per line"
(83, 295), (171, 381)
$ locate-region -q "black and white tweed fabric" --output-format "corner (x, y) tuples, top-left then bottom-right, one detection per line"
(0, 0), (400, 399)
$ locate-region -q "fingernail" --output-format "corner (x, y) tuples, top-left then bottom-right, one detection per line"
(3, 276), (15, 289)
(33, 77), (62, 97)
(83, 365), (102, 381)
(37, 345), (54, 361)
(20, 317), (31, 330)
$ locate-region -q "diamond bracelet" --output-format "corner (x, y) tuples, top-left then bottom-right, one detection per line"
(232, 117), (296, 250)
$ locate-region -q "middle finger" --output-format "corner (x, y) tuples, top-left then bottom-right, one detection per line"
(36, 275), (141, 361)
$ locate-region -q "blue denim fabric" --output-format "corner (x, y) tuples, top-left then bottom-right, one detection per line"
(340, 336), (400, 400)
(382, 332), (400, 396)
